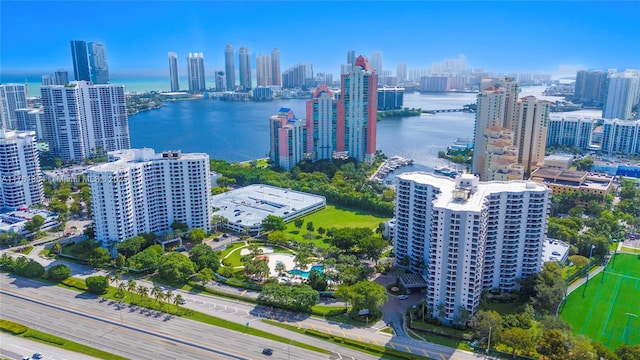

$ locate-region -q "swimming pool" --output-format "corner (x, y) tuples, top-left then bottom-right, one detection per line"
(288, 265), (324, 279)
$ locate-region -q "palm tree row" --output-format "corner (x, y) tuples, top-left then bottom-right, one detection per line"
(107, 274), (185, 310)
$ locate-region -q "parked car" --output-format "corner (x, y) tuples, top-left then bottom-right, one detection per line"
(552, 251), (561, 256)
(398, 295), (409, 300)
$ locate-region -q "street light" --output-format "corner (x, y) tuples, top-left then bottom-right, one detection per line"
(625, 313), (637, 344)
(118, 296), (127, 326)
(486, 326), (492, 359)
(288, 337), (294, 360)
(586, 244), (596, 283)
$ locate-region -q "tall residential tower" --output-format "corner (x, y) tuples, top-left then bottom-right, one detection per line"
(271, 48), (281, 86)
(224, 45), (236, 91)
(168, 52), (180, 92)
(187, 52), (206, 93)
(87, 42), (110, 84)
(0, 130), (44, 210)
(238, 47), (252, 91)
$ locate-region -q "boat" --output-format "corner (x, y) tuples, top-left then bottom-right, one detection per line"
(434, 165), (459, 178)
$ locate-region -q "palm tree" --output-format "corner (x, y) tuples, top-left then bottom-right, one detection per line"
(150, 285), (162, 303)
(126, 279), (137, 293)
(136, 285), (148, 299)
(165, 290), (173, 304)
(117, 281), (127, 293)
(173, 294), (184, 310)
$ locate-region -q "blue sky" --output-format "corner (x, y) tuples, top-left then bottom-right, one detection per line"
(1, 1), (638, 78)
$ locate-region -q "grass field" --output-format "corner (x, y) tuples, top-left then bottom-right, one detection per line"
(283, 205), (389, 248)
(560, 253), (640, 349)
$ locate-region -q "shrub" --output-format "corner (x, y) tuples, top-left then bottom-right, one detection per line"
(47, 264), (71, 282)
(0, 319), (28, 334)
(85, 275), (109, 294)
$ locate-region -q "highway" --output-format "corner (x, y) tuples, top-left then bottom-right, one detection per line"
(0, 274), (339, 360)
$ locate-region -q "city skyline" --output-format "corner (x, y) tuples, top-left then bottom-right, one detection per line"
(1, 1), (639, 79)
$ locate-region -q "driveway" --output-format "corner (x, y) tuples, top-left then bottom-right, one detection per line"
(376, 274), (424, 338)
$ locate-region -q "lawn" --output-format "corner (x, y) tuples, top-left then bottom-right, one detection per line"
(283, 205), (389, 248)
(221, 241), (294, 267)
(560, 253), (640, 350)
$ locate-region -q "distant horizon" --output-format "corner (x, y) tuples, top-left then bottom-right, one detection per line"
(2, 1), (639, 79)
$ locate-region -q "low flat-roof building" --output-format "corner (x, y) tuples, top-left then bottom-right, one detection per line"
(543, 154), (574, 169)
(543, 238), (570, 263)
(0, 208), (59, 235)
(530, 167), (614, 198)
(211, 184), (325, 235)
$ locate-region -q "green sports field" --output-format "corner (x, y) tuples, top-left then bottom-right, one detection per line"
(561, 253), (640, 349)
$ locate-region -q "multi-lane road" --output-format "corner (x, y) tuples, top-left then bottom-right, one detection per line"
(1, 274), (344, 360)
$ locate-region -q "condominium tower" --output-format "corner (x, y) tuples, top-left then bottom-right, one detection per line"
(341, 55), (378, 163)
(0, 84), (28, 130)
(70, 40), (91, 81)
(271, 48), (281, 86)
(55, 69), (69, 86)
(168, 52), (180, 92)
(0, 129), (44, 209)
(224, 45), (236, 91)
(394, 172), (550, 323)
(87, 42), (110, 84)
(187, 53), (206, 93)
(269, 108), (305, 170)
(238, 47), (252, 91)
(574, 70), (608, 106)
(88, 148), (212, 246)
(306, 83), (339, 160)
(603, 70), (640, 120)
(40, 81), (130, 161)
(256, 55), (272, 87)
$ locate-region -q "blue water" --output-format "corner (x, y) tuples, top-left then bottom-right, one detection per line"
(128, 92), (478, 166)
(289, 265), (324, 279)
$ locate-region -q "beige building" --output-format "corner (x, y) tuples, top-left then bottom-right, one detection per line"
(530, 167), (614, 199)
(482, 126), (524, 181)
(515, 96), (550, 174)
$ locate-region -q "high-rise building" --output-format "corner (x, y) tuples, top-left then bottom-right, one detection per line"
(340, 55), (377, 162)
(215, 71), (225, 91)
(271, 48), (281, 86)
(574, 70), (608, 106)
(238, 47), (252, 91)
(347, 50), (355, 66)
(88, 148), (212, 247)
(282, 63), (314, 89)
(70, 40), (91, 81)
(481, 126), (523, 181)
(55, 69), (69, 86)
(41, 75), (54, 86)
(394, 172), (550, 323)
(603, 70), (640, 120)
(370, 51), (383, 85)
(187, 52), (206, 93)
(377, 87), (404, 110)
(0, 84), (28, 130)
(396, 63), (407, 85)
(88, 42), (110, 84)
(600, 119), (640, 155)
(306, 83), (338, 161)
(0, 129), (44, 210)
(546, 116), (596, 150)
(515, 96), (550, 173)
(269, 108), (305, 170)
(168, 52), (180, 92)
(40, 81), (130, 161)
(256, 55), (272, 87)
(224, 45), (236, 91)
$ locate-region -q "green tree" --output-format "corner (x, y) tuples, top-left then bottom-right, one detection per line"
(569, 335), (597, 360)
(531, 262), (565, 315)
(85, 275), (109, 294)
(359, 236), (387, 263)
(537, 329), (573, 360)
(171, 221), (189, 233)
(23, 215), (45, 233)
(159, 252), (196, 283)
(88, 247), (111, 268)
(267, 230), (288, 245)
(334, 281), (388, 318)
(126, 279), (137, 293)
(189, 243), (220, 272)
(136, 285), (148, 299)
(174, 294), (184, 309)
(306, 221), (315, 232)
(196, 267), (214, 286)
(470, 310), (503, 341)
(188, 228), (206, 243)
(15, 259), (45, 278)
(275, 261), (287, 275)
(616, 344), (640, 360)
(306, 269), (328, 291)
(117, 236), (145, 258)
(261, 215), (286, 232)
(294, 218), (304, 230)
(47, 264), (71, 282)
(501, 327), (534, 355)
(126, 245), (163, 272)
(257, 284), (319, 312)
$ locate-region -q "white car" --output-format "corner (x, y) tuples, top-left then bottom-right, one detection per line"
(398, 295), (409, 300)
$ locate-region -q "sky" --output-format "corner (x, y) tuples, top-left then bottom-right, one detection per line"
(1, 1), (639, 79)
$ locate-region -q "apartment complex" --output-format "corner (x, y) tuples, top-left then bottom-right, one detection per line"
(224, 45), (236, 91)
(238, 47), (252, 91)
(88, 148), (212, 245)
(0, 84), (28, 130)
(394, 172), (550, 323)
(481, 126), (523, 181)
(0, 130), (44, 210)
(574, 70), (608, 106)
(269, 108), (306, 171)
(40, 81), (131, 161)
(472, 79), (549, 179)
(305, 83), (339, 161)
(547, 116), (640, 155)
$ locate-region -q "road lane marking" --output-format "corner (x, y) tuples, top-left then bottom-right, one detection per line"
(372, 338), (378, 345)
(422, 349), (429, 357)
(404, 345), (411, 353)
(389, 343), (395, 349)
(440, 354), (446, 360)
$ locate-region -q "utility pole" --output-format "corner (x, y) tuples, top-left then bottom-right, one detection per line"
(486, 326), (492, 359)
(586, 244), (596, 283)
